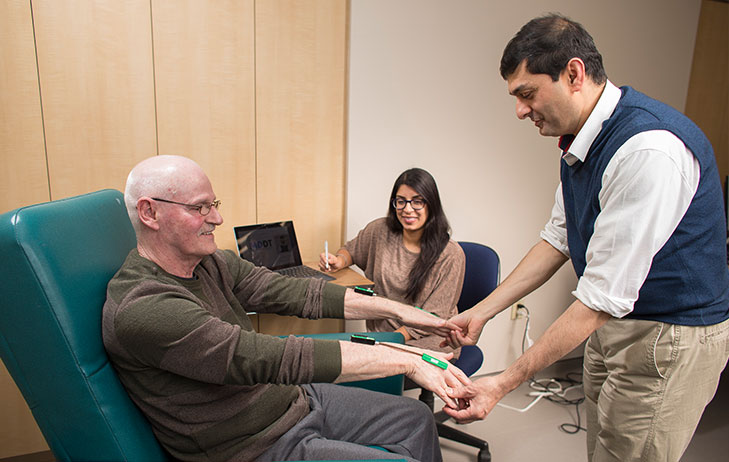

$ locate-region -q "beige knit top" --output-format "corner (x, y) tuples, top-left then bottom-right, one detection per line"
(344, 218), (465, 356)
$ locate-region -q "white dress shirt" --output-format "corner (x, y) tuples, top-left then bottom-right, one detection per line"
(540, 81), (701, 318)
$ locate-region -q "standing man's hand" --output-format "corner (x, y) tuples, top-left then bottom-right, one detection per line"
(397, 305), (462, 338)
(441, 375), (507, 423)
(442, 300), (612, 423)
(440, 239), (572, 349)
(440, 309), (489, 348)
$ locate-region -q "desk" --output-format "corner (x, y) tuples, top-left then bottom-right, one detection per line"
(308, 263), (373, 288)
(254, 265), (373, 335)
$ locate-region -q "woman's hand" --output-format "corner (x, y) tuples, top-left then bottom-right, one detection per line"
(319, 251), (347, 272)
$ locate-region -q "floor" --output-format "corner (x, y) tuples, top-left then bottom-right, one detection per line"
(417, 357), (729, 462)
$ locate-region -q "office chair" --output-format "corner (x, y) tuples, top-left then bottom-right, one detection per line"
(420, 241), (499, 462)
(0, 189), (404, 462)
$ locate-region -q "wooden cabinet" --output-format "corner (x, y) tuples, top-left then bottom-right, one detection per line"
(0, 1), (49, 214)
(152, 0), (258, 252)
(0, 0), (348, 458)
(255, 0), (348, 334)
(32, 0), (157, 201)
(255, 0), (348, 261)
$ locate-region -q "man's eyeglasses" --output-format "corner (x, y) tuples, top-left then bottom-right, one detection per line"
(392, 197), (426, 211)
(151, 197), (221, 216)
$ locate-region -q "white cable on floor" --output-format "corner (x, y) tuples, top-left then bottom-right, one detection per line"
(496, 306), (584, 421)
(496, 394), (545, 412)
(496, 378), (581, 413)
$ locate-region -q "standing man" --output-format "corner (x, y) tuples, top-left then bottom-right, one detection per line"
(442, 14), (729, 462)
(103, 155), (471, 462)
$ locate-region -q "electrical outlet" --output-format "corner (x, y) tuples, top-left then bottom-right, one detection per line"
(510, 301), (524, 320)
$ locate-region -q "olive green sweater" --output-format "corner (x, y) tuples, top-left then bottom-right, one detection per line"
(102, 249), (346, 461)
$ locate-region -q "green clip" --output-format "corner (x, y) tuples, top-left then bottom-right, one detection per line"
(415, 306), (439, 317)
(354, 286), (375, 296)
(350, 334), (376, 345)
(421, 353), (448, 370)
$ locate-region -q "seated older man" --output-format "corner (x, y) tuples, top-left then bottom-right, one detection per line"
(102, 155), (470, 462)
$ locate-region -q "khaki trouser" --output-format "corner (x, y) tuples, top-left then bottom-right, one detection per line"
(584, 316), (729, 462)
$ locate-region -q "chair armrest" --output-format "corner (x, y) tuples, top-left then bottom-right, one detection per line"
(298, 331), (405, 395)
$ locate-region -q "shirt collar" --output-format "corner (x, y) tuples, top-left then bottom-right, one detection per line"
(561, 80), (622, 166)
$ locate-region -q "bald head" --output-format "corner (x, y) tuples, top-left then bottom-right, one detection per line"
(124, 155), (208, 232)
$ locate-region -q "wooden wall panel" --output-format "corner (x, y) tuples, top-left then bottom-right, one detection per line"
(685, 0), (729, 185)
(152, 0), (257, 252)
(32, 0), (157, 199)
(0, 1), (349, 454)
(0, 361), (48, 458)
(0, 2), (52, 457)
(0, 0), (49, 214)
(255, 0), (348, 334)
(255, 0), (348, 261)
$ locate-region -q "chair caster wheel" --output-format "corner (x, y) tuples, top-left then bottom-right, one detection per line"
(478, 448), (491, 462)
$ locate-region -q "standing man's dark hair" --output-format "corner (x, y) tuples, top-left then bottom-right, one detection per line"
(500, 13), (607, 84)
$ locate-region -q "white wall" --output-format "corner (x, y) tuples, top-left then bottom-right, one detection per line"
(346, 0), (701, 375)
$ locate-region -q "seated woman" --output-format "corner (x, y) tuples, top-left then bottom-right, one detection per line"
(320, 167), (465, 357)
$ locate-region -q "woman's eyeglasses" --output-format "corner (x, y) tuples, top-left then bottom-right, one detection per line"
(392, 198), (426, 211)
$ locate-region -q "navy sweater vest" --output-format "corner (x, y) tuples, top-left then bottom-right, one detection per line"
(561, 86), (729, 325)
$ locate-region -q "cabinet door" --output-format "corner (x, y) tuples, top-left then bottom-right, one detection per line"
(255, 0), (348, 259)
(256, 0), (348, 333)
(0, 0), (48, 215)
(152, 0), (257, 252)
(33, 0), (157, 199)
(0, 7), (47, 452)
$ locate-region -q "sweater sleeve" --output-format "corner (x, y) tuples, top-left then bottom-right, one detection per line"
(108, 252), (344, 387)
(220, 249), (346, 319)
(343, 218), (384, 273)
(112, 284), (341, 386)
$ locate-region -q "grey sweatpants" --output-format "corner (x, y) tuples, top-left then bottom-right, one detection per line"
(256, 382), (442, 462)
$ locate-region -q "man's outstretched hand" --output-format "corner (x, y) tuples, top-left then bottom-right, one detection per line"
(441, 375), (507, 424)
(440, 309), (488, 348)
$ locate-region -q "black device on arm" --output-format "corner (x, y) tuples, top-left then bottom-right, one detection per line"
(354, 286), (375, 296)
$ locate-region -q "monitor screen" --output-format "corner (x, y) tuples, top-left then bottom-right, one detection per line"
(234, 221), (302, 270)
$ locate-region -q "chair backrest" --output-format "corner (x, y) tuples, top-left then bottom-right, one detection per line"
(453, 242), (500, 376)
(0, 190), (168, 461)
(456, 242), (500, 312)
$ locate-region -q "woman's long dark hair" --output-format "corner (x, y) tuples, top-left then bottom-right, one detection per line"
(386, 168), (451, 302)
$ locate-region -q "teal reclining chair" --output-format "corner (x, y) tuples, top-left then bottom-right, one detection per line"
(0, 189), (403, 462)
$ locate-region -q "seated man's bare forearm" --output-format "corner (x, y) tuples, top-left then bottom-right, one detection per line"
(342, 289), (459, 337)
(337, 340), (470, 408)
